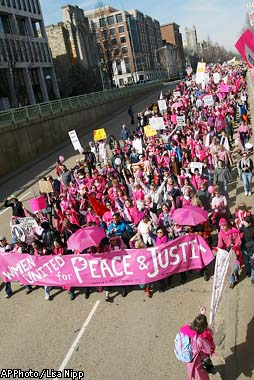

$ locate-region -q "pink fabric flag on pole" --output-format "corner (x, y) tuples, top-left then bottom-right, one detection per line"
(235, 29), (254, 68)
(0, 234), (214, 287)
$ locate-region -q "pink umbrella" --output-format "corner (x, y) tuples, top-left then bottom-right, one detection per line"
(67, 226), (106, 251)
(172, 206), (208, 226)
(172, 101), (183, 108)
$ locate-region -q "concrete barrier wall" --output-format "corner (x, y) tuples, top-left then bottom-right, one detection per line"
(0, 86), (159, 178)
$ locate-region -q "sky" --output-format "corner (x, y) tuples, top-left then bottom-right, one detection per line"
(40, 0), (247, 51)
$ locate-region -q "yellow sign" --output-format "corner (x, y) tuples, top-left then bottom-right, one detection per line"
(93, 128), (107, 141)
(144, 125), (157, 138)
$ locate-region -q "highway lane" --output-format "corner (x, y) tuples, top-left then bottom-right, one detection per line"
(0, 81), (224, 380)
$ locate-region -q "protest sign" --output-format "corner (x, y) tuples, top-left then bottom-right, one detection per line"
(11, 217), (38, 244)
(203, 95), (214, 106)
(0, 234), (214, 287)
(213, 72), (221, 84)
(210, 248), (234, 326)
(38, 180), (53, 194)
(144, 125), (157, 137)
(190, 162), (203, 173)
(219, 83), (230, 93)
(158, 99), (167, 113)
(176, 115), (186, 127)
(195, 62), (206, 84)
(68, 130), (82, 151)
(235, 29), (254, 67)
(173, 91), (181, 99)
(94, 128), (107, 141)
(149, 117), (165, 130)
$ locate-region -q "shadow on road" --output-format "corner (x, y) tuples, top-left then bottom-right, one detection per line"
(214, 316), (254, 379)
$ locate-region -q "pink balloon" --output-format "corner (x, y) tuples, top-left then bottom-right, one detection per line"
(208, 185), (215, 194)
(59, 155), (65, 164)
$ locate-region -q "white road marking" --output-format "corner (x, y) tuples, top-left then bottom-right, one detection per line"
(57, 300), (100, 372)
(19, 191), (32, 201)
(0, 191), (31, 216)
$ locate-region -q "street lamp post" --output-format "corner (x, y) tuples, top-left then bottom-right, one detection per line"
(154, 46), (167, 80)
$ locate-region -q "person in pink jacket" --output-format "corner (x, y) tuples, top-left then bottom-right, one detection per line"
(180, 311), (215, 380)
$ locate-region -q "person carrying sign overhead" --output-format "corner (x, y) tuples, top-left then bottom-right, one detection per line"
(4, 194), (25, 217)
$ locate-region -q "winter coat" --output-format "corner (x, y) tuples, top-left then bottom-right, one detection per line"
(180, 325), (215, 380)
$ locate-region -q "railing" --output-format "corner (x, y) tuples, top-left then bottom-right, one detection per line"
(0, 81), (161, 127)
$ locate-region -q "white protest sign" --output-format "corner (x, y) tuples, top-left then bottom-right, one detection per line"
(11, 225), (26, 242)
(204, 72), (210, 85)
(213, 72), (221, 84)
(68, 130), (82, 151)
(210, 248), (234, 326)
(176, 115), (186, 127)
(196, 62), (206, 84)
(173, 91), (181, 99)
(241, 95), (247, 102)
(17, 217), (38, 231)
(149, 117), (166, 130)
(190, 162), (203, 173)
(203, 95), (214, 106)
(158, 99), (167, 113)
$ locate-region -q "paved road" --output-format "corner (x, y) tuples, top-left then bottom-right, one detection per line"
(0, 82), (224, 380)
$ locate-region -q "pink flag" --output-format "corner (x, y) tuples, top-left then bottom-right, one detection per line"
(235, 29), (254, 68)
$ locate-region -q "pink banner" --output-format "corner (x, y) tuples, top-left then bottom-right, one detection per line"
(0, 235), (214, 287)
(219, 84), (230, 93)
(235, 29), (254, 68)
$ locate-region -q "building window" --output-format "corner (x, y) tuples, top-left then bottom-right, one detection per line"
(11, 39), (18, 61)
(31, 20), (41, 38)
(21, 0), (27, 10)
(109, 28), (115, 35)
(0, 39), (7, 60)
(120, 36), (126, 44)
(111, 38), (117, 46)
(22, 40), (28, 61)
(116, 14), (123, 23)
(37, 42), (42, 61)
(118, 26), (124, 33)
(6, 0), (11, 6)
(35, 0), (40, 14)
(107, 16), (114, 25)
(30, 0), (36, 13)
(40, 42), (46, 61)
(12, 0), (16, 8)
(27, 0), (32, 12)
(16, 39), (23, 61)
(99, 18), (106, 27)
(0, 14), (12, 34)
(101, 30), (107, 39)
(17, 18), (27, 36)
(114, 48), (119, 57)
(122, 46), (128, 54)
(16, 0), (21, 9)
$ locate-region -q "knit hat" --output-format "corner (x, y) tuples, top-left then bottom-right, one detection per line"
(219, 218), (228, 226)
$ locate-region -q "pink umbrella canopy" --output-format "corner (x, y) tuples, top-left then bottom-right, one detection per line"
(171, 206), (208, 226)
(67, 226), (106, 251)
(172, 101), (183, 108)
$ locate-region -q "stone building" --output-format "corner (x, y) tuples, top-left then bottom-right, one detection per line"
(0, 0), (60, 110)
(85, 6), (164, 87)
(160, 22), (186, 76)
(46, 5), (100, 97)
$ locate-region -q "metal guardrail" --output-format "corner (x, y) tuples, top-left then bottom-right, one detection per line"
(0, 81), (161, 127)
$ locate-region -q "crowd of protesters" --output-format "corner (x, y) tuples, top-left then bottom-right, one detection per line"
(1, 61), (254, 307)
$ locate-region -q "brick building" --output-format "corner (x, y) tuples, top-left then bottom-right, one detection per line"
(0, 0), (60, 110)
(160, 22), (186, 76)
(85, 6), (164, 87)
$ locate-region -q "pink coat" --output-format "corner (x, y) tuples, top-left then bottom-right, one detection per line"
(180, 325), (215, 380)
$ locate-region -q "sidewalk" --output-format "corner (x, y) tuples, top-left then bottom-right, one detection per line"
(222, 78), (254, 380)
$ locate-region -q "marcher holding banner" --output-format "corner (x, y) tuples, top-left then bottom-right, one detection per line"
(217, 218), (242, 289)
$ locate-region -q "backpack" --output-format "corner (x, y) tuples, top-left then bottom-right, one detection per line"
(174, 332), (193, 363)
